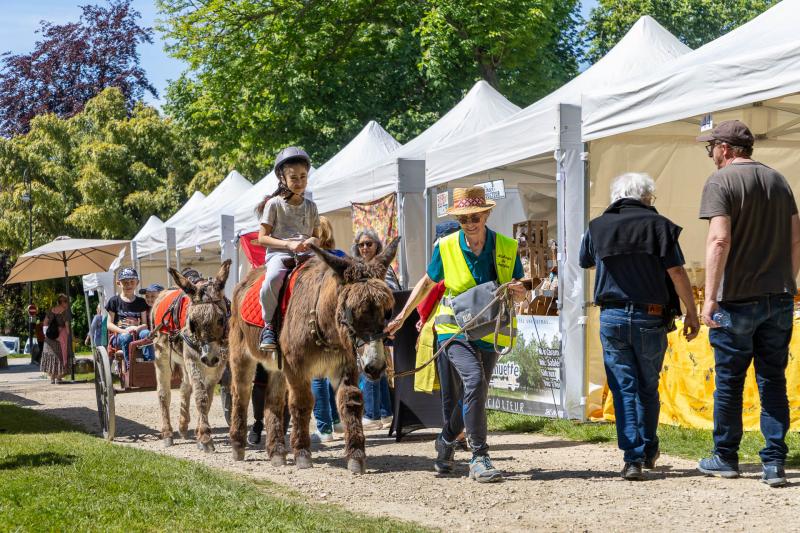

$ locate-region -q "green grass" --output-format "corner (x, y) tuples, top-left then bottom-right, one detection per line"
(0, 403), (430, 533)
(487, 410), (800, 467)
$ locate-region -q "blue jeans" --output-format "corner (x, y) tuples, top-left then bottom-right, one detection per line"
(600, 307), (668, 464)
(708, 294), (793, 466)
(312, 378), (340, 434)
(359, 374), (392, 420)
(113, 329), (153, 363)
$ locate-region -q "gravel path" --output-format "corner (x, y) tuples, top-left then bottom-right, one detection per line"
(2, 358), (799, 532)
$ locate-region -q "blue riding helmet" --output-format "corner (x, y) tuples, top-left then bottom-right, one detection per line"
(117, 267), (139, 281)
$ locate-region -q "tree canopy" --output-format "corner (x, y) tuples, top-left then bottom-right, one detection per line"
(157, 0), (582, 177)
(0, 0), (156, 136)
(0, 87), (197, 254)
(584, 0), (777, 63)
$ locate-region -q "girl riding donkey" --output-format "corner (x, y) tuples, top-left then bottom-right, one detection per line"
(257, 147), (320, 351)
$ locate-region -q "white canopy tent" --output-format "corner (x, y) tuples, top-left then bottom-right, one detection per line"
(184, 170), (254, 252)
(423, 16), (692, 419)
(578, 0), (800, 418)
(314, 81), (521, 286)
(306, 120), (401, 256)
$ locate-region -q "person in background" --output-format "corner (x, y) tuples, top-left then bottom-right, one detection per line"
(696, 120), (800, 487)
(139, 283), (165, 308)
(139, 283), (165, 330)
(386, 187), (527, 482)
(352, 228), (397, 430)
(41, 294), (70, 384)
(85, 304), (103, 348)
(106, 267), (154, 363)
(310, 216), (345, 443)
(580, 172), (699, 481)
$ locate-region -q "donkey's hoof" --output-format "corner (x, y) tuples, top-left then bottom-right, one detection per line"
(295, 451), (313, 469)
(162, 437), (174, 448)
(270, 454), (287, 467)
(232, 446), (245, 461)
(347, 457), (366, 475)
(196, 440), (216, 453)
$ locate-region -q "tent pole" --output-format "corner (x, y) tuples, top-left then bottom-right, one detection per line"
(83, 285), (93, 350)
(63, 257), (74, 381)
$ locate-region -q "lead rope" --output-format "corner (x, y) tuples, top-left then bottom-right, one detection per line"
(392, 282), (516, 379)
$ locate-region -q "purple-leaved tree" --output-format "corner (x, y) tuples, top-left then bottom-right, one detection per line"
(0, 0), (156, 136)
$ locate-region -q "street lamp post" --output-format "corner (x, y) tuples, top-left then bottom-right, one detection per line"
(21, 169), (34, 364)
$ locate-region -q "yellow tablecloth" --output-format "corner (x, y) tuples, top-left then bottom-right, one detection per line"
(602, 319), (800, 430)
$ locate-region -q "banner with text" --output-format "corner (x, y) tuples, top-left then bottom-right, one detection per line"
(487, 315), (563, 418)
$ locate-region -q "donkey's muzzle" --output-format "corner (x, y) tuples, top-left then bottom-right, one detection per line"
(199, 344), (219, 367)
(363, 361), (386, 381)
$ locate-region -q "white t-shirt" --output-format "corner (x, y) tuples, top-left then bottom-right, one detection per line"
(260, 196), (320, 253)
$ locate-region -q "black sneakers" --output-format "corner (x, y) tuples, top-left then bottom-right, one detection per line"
(248, 420), (263, 445)
(621, 462), (644, 481)
(433, 435), (455, 474)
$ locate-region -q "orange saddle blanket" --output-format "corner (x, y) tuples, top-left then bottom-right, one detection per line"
(240, 265), (305, 328)
(152, 289), (189, 334)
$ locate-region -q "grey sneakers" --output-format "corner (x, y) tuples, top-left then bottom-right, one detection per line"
(434, 435), (455, 474)
(468, 455), (503, 483)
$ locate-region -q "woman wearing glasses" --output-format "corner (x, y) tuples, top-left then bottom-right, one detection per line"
(351, 228), (400, 431)
(386, 186), (526, 482)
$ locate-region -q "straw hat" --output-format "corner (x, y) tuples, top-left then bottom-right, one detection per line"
(446, 186), (495, 216)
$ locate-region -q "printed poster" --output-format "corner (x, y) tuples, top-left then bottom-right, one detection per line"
(487, 315), (563, 418)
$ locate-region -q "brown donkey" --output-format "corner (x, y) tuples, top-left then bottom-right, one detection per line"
(228, 239), (399, 473)
(153, 260), (232, 452)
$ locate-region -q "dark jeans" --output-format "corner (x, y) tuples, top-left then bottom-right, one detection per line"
(312, 378), (340, 433)
(440, 339), (499, 456)
(359, 374), (392, 420)
(112, 329), (153, 363)
(436, 340), (464, 434)
(600, 307), (668, 464)
(708, 294), (793, 466)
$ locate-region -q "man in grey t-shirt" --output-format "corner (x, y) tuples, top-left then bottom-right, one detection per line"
(695, 120), (800, 487)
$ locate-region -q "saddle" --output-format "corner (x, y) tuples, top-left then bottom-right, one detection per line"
(153, 289), (190, 334)
(240, 257), (311, 328)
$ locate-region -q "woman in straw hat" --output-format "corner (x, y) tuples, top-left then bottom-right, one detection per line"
(386, 186), (526, 482)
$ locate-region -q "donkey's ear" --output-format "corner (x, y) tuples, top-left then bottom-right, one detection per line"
(309, 244), (351, 279)
(169, 267), (197, 296)
(214, 259), (232, 292)
(374, 236), (401, 268)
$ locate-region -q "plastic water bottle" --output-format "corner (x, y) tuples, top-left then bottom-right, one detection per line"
(712, 310), (732, 328)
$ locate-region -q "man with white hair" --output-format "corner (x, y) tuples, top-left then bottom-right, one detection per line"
(580, 172), (699, 480)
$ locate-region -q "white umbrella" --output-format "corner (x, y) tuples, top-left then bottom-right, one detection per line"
(4, 236), (130, 380)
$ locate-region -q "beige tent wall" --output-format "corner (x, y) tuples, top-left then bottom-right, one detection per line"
(324, 208), (355, 254)
(585, 98), (800, 416)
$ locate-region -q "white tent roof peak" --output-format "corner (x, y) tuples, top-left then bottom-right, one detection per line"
(133, 215), (164, 242)
(425, 17), (690, 187)
(398, 80), (521, 160)
(582, 0), (800, 139)
(165, 191), (205, 226)
(309, 120), (400, 196)
(201, 170), (252, 209)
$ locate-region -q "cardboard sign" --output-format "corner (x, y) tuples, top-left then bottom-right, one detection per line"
(436, 189), (449, 218)
(476, 179), (506, 200)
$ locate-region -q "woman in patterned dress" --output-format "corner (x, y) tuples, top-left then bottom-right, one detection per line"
(40, 294), (70, 384)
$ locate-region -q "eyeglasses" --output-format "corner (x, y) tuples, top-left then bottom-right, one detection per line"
(357, 241), (375, 249)
(705, 142), (718, 156)
(456, 214), (483, 225)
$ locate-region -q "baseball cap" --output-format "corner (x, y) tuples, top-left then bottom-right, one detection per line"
(696, 120), (754, 147)
(117, 267), (139, 281)
(435, 221), (460, 240)
(138, 283), (164, 294)
(180, 267), (202, 283)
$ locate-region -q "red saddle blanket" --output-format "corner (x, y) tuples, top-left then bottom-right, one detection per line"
(153, 289), (189, 334)
(240, 265), (306, 328)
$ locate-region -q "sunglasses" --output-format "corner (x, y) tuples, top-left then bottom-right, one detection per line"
(357, 241), (375, 248)
(456, 214), (483, 225)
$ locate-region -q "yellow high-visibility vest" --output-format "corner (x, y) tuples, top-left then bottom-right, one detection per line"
(434, 230), (518, 348)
